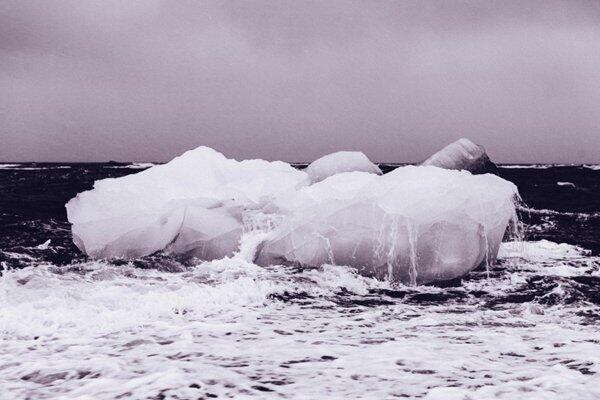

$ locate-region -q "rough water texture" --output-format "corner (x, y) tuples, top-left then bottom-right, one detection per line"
(1, 162), (599, 399)
(66, 147), (518, 284)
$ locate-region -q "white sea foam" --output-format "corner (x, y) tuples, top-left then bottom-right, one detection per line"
(105, 162), (156, 169)
(129, 162), (155, 169)
(499, 164), (552, 169)
(557, 181), (576, 187)
(498, 240), (597, 278)
(1, 240), (598, 399)
(35, 240), (51, 250)
(499, 240), (591, 261)
(0, 164), (21, 169)
(520, 206), (600, 220)
(499, 164), (585, 169)
(0, 165), (71, 170)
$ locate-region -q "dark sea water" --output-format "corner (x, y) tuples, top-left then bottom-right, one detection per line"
(1, 162), (599, 399)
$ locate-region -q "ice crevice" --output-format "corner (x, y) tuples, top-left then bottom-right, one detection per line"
(66, 139), (520, 284)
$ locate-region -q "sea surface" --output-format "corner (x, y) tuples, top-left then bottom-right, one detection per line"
(0, 162), (599, 399)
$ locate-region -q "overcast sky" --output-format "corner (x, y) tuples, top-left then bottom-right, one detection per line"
(2, 0), (600, 163)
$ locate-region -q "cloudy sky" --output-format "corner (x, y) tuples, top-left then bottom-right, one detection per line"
(2, 0), (600, 163)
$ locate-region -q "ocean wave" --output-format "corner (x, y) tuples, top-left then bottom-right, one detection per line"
(519, 207), (600, 219)
(104, 162), (155, 169)
(1, 238), (599, 399)
(0, 164), (21, 169)
(499, 164), (552, 169)
(499, 164), (600, 171)
(499, 240), (591, 261)
(557, 181), (576, 187)
(0, 165), (71, 170)
(498, 163), (597, 169)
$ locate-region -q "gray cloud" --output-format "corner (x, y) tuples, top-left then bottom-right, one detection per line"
(1, 0), (600, 162)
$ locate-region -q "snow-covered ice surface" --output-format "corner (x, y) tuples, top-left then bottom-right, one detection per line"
(66, 147), (308, 259)
(305, 151), (381, 183)
(1, 239), (599, 399)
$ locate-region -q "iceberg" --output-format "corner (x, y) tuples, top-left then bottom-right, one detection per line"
(421, 138), (497, 174)
(305, 151), (382, 183)
(66, 146), (308, 258)
(67, 143), (519, 284)
(257, 167), (518, 284)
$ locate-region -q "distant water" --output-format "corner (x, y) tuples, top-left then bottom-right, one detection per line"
(1, 163), (599, 399)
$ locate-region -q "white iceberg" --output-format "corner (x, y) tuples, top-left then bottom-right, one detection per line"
(67, 145), (519, 284)
(305, 151), (382, 184)
(66, 146), (308, 258)
(258, 167), (518, 284)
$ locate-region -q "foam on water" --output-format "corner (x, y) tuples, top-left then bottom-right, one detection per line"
(499, 164), (553, 169)
(523, 207), (600, 220)
(0, 165), (71, 170)
(1, 161), (599, 399)
(104, 162), (156, 169)
(557, 181), (576, 187)
(1, 240), (599, 399)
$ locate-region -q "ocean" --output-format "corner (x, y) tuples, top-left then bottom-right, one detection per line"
(1, 162), (599, 399)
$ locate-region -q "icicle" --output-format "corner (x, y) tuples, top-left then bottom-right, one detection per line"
(385, 216), (399, 282)
(407, 222), (419, 286)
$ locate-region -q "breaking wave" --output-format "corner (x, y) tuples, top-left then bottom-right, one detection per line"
(1, 162), (599, 399)
(1, 239), (599, 399)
